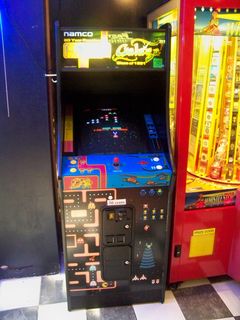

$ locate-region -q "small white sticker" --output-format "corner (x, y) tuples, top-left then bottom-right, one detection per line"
(107, 199), (126, 206)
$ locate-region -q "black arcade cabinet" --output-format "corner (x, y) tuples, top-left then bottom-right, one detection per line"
(55, 24), (175, 310)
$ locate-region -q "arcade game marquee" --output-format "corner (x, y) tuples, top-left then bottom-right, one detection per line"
(55, 24), (175, 310)
(148, 0), (240, 284)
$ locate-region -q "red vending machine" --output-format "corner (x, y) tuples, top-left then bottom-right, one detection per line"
(148, 0), (240, 284)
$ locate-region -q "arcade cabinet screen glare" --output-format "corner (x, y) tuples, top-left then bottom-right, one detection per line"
(75, 107), (159, 154)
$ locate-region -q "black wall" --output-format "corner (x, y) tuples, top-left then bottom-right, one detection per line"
(0, 0), (59, 278)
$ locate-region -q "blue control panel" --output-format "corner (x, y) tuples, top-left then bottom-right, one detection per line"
(62, 153), (172, 190)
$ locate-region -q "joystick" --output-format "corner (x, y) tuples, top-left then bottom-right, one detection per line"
(113, 157), (120, 168)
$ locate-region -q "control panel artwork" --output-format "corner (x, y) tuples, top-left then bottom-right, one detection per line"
(62, 153), (172, 191)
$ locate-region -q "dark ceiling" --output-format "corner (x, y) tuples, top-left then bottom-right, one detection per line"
(51, 0), (165, 28)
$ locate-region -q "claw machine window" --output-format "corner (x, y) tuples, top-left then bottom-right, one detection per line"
(186, 7), (240, 210)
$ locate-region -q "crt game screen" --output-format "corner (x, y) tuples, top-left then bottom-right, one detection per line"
(76, 107), (154, 154)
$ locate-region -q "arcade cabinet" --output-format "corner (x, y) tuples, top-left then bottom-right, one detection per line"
(148, 0), (240, 284)
(55, 25), (175, 309)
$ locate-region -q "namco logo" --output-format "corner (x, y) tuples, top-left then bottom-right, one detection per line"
(63, 31), (93, 37)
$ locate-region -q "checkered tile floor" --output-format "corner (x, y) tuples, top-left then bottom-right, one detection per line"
(0, 273), (239, 320)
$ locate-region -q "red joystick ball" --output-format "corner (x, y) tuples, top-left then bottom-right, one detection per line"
(113, 157), (120, 167)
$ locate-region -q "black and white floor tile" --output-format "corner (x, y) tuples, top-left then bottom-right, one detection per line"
(0, 273), (239, 320)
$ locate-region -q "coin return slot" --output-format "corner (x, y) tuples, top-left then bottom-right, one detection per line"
(106, 235), (114, 244)
(116, 235), (125, 244)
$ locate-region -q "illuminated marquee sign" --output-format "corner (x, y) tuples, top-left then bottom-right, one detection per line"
(61, 29), (166, 70)
(112, 38), (163, 66)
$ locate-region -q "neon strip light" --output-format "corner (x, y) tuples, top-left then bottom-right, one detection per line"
(0, 11), (10, 117)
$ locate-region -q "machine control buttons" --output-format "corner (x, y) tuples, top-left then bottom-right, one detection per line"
(124, 224), (130, 229)
(156, 165), (163, 170)
(153, 157), (160, 162)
